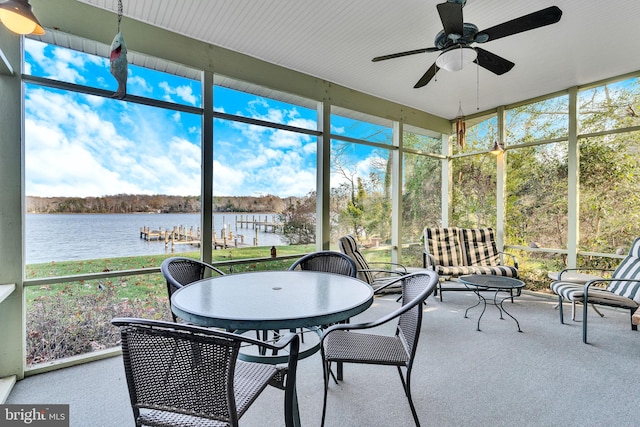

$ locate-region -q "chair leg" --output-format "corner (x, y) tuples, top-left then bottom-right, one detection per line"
(397, 366), (420, 427)
(582, 299), (589, 344)
(591, 303), (605, 318)
(321, 359), (331, 427)
(558, 295), (565, 324)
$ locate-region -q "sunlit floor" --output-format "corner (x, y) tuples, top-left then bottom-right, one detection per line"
(7, 288), (640, 427)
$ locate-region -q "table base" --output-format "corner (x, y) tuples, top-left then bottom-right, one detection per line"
(236, 327), (322, 364)
(464, 288), (522, 332)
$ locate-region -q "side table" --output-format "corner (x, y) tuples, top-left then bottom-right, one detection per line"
(459, 275), (525, 332)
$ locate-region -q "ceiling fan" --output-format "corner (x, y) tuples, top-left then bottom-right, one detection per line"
(372, 0), (562, 88)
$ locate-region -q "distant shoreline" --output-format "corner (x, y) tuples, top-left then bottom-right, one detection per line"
(26, 194), (299, 214)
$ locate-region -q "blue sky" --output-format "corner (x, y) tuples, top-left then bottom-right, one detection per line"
(23, 38), (353, 199)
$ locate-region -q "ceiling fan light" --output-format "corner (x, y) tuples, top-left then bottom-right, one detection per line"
(0, 0), (45, 35)
(435, 47), (477, 72)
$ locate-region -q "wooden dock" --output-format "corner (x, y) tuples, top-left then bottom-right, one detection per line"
(140, 215), (283, 251)
(140, 225), (248, 250)
(235, 214), (283, 233)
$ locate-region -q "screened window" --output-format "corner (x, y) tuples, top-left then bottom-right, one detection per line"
(506, 95), (568, 143)
(578, 77), (640, 134)
(330, 140), (393, 252)
(453, 115), (497, 155)
(578, 133), (640, 253)
(505, 142), (568, 249)
(25, 38), (202, 107)
(331, 112), (393, 145)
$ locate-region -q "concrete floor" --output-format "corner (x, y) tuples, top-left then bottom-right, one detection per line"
(7, 290), (640, 426)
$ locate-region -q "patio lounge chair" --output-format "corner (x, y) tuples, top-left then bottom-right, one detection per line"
(320, 271), (438, 426)
(550, 237), (640, 343)
(338, 234), (408, 292)
(112, 317), (300, 427)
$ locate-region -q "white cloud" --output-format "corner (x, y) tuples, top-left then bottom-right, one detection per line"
(24, 87), (203, 197)
(331, 124), (345, 134)
(176, 85), (197, 105)
(25, 118), (140, 197)
(22, 52), (319, 199)
(159, 81), (198, 105)
(128, 75), (153, 93)
(269, 128), (306, 149)
(212, 160), (246, 195)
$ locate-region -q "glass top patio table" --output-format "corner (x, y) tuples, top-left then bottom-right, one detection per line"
(171, 270), (374, 332)
(172, 270), (373, 427)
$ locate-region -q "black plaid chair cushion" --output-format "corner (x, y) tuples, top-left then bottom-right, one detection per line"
(425, 227), (464, 267)
(470, 265), (519, 277)
(435, 265), (476, 276)
(460, 228), (500, 267)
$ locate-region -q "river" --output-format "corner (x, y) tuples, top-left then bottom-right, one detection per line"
(25, 213), (286, 264)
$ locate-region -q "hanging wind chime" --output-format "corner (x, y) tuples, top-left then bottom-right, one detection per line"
(109, 0), (128, 99)
(455, 102), (466, 149)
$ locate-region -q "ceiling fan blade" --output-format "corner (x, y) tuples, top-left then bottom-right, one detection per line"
(479, 6), (562, 42)
(474, 47), (514, 75)
(372, 47), (439, 62)
(437, 2), (463, 36)
(414, 63), (440, 88)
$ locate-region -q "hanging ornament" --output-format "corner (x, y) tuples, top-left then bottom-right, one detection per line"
(109, 0), (128, 99)
(455, 102), (466, 149)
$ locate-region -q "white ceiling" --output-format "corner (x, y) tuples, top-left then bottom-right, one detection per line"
(78, 0), (640, 120)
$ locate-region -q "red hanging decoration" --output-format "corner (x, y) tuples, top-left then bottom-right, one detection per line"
(455, 103), (466, 149)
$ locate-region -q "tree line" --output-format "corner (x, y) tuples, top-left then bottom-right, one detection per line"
(26, 194), (292, 214)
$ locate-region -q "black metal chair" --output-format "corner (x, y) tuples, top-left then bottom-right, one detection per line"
(112, 317), (300, 427)
(320, 271), (438, 427)
(161, 257), (225, 322)
(289, 250), (357, 277)
(288, 251), (358, 343)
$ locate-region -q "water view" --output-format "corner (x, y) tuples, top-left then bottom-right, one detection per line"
(25, 213), (287, 264)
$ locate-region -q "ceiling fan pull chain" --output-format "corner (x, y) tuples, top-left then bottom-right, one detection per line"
(476, 60), (480, 111)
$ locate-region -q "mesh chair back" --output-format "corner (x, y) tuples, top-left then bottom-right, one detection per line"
(338, 235), (374, 284)
(117, 319), (241, 424)
(161, 257), (225, 321)
(397, 273), (436, 358)
(289, 251), (357, 277)
(608, 237), (640, 303)
(113, 318), (299, 427)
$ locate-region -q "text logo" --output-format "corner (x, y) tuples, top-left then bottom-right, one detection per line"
(0, 405), (69, 427)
